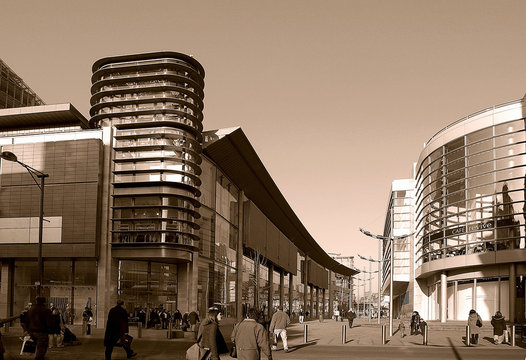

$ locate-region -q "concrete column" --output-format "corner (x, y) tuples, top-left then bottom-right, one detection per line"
(309, 285), (314, 318)
(472, 278), (477, 310)
(177, 259), (198, 313)
(288, 273), (293, 315)
(498, 277), (501, 311)
(0, 261), (13, 318)
(279, 269), (285, 310)
(509, 263), (516, 322)
(303, 256), (309, 317)
(454, 281), (458, 320)
(328, 271), (333, 317)
(236, 193), (245, 321)
(323, 288), (326, 317)
(268, 265), (273, 316)
(440, 272), (447, 323)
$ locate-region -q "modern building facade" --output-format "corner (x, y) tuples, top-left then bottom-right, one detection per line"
(0, 53), (357, 327)
(382, 179), (415, 318)
(0, 59), (44, 109)
(413, 97), (526, 322)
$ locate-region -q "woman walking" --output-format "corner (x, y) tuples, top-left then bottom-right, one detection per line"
(197, 307), (228, 360)
(467, 309), (483, 344)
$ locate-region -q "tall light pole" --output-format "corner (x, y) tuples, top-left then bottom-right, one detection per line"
(358, 254), (381, 324)
(360, 228), (413, 336)
(1, 151), (48, 297)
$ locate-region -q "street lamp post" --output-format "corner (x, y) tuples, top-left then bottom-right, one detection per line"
(358, 254), (381, 324)
(359, 228), (413, 336)
(1, 151), (48, 297)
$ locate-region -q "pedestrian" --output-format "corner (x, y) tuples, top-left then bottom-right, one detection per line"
(197, 306), (229, 360)
(410, 311), (420, 335)
(189, 310), (200, 332)
(398, 320), (406, 338)
(82, 306), (93, 335)
(24, 296), (54, 360)
(104, 300), (137, 359)
(20, 302), (32, 333)
(467, 309), (483, 345)
(173, 309), (182, 328)
(232, 307), (273, 360)
(305, 310), (309, 319)
(64, 303), (73, 326)
(491, 311), (509, 345)
(299, 309), (304, 324)
(346, 309), (356, 328)
(269, 306), (290, 352)
(49, 303), (64, 348)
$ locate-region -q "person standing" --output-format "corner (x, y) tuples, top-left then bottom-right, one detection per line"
(298, 309), (304, 324)
(20, 302), (32, 333)
(232, 307), (273, 360)
(467, 309), (483, 345)
(82, 307), (93, 335)
(410, 311), (420, 335)
(197, 307), (228, 360)
(173, 309), (182, 328)
(346, 309), (356, 328)
(104, 300), (136, 359)
(25, 297), (53, 360)
(49, 303), (64, 348)
(491, 311), (509, 345)
(189, 310), (200, 332)
(269, 306), (290, 352)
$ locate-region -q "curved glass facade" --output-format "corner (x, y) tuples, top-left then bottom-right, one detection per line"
(415, 100), (526, 267)
(90, 52), (205, 247)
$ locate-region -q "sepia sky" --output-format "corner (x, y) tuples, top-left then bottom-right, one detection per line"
(2, 0), (526, 289)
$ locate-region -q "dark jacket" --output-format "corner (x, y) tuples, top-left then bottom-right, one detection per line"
(189, 311), (199, 325)
(346, 311), (356, 320)
(491, 314), (506, 336)
(50, 308), (63, 334)
(104, 305), (129, 347)
(198, 319), (228, 360)
(25, 303), (53, 334)
(231, 319), (272, 360)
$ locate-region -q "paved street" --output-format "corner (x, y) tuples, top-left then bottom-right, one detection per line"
(1, 318), (525, 359)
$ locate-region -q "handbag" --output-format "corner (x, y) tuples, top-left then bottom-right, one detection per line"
(476, 319), (482, 327)
(119, 334), (133, 347)
(185, 333), (203, 360)
(230, 344), (237, 358)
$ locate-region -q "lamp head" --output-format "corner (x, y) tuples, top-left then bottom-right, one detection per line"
(0, 151), (17, 162)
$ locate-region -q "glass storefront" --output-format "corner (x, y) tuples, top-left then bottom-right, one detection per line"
(13, 260), (96, 325)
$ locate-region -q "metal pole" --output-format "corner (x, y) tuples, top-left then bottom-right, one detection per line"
(389, 237), (394, 336)
(423, 323), (428, 345)
(303, 324), (308, 343)
(37, 174), (46, 297)
(511, 325), (515, 347)
(357, 277), (360, 318)
(369, 259), (372, 323)
(466, 325), (470, 346)
(341, 325), (346, 344)
(378, 239), (382, 324)
(382, 324), (387, 344)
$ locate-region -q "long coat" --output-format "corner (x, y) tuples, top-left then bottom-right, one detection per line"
(104, 305), (129, 347)
(198, 319), (228, 360)
(491, 314), (506, 336)
(467, 312), (483, 335)
(232, 319), (272, 360)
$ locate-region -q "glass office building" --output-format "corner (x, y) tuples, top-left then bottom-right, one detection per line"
(0, 53), (357, 326)
(414, 98), (526, 322)
(0, 59), (44, 109)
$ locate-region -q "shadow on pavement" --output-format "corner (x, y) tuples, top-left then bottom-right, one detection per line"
(287, 341), (317, 353)
(447, 337), (463, 360)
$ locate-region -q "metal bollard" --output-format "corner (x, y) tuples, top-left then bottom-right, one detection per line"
(511, 325), (515, 347)
(167, 321), (172, 339)
(341, 325), (346, 344)
(466, 325), (470, 346)
(303, 324), (308, 343)
(138, 322), (142, 339)
(382, 324), (387, 345)
(422, 325), (428, 345)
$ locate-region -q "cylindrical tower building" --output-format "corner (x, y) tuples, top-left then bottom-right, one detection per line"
(90, 51), (205, 248)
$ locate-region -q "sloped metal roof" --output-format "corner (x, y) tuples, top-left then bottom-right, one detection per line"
(0, 104), (89, 130)
(203, 127), (358, 277)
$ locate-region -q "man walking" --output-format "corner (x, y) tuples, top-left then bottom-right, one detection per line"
(24, 297), (53, 360)
(104, 300), (137, 359)
(269, 306), (290, 352)
(346, 309), (356, 328)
